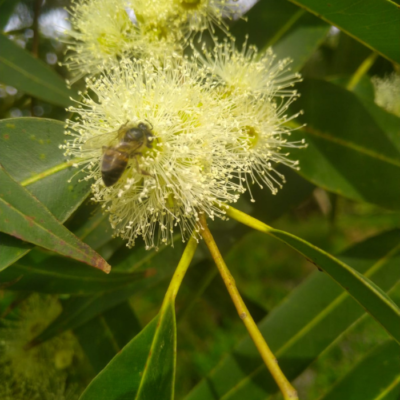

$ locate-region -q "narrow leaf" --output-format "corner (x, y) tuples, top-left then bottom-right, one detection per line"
(0, 34), (75, 107)
(0, 165), (110, 273)
(319, 341), (400, 400)
(0, 0), (16, 31)
(273, 24), (329, 72)
(231, 0), (300, 49)
(290, 79), (400, 210)
(29, 241), (185, 344)
(185, 229), (400, 400)
(0, 118), (91, 270)
(79, 236), (197, 400)
(228, 207), (400, 343)
(0, 256), (145, 294)
(74, 302), (141, 373)
(80, 302), (176, 400)
(288, 0), (400, 64)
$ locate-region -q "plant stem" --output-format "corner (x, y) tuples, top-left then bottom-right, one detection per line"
(346, 52), (378, 91)
(32, 0), (41, 58)
(162, 235), (198, 307)
(199, 214), (298, 400)
(225, 205), (275, 233)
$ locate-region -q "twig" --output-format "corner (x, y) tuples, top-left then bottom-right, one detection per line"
(199, 214), (298, 400)
(32, 0), (41, 58)
(30, 0), (41, 115)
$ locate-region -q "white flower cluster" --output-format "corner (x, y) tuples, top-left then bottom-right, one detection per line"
(372, 73), (400, 117)
(63, 0), (241, 81)
(62, 0), (305, 249)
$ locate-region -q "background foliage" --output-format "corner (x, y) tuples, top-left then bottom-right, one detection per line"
(0, 0), (400, 399)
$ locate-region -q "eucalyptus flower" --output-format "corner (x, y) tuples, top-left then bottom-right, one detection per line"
(63, 0), (138, 82)
(372, 73), (400, 117)
(223, 96), (306, 198)
(63, 58), (242, 249)
(196, 39), (302, 99)
(62, 49), (304, 248)
(132, 0), (241, 40)
(196, 40), (305, 197)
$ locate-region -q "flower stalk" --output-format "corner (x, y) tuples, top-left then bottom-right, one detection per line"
(161, 235), (198, 307)
(199, 214), (298, 400)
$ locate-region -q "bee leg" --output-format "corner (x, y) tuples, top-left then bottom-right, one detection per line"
(146, 132), (155, 148)
(131, 154), (155, 178)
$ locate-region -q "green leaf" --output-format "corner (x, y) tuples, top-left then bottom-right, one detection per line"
(291, 79), (400, 210)
(0, 165), (110, 273)
(0, 34), (75, 107)
(75, 302), (142, 373)
(185, 229), (400, 400)
(231, 0), (300, 49)
(267, 227), (400, 343)
(319, 341), (400, 400)
(0, 256), (144, 294)
(0, 118), (91, 271)
(0, 234), (33, 272)
(229, 207), (400, 343)
(73, 210), (114, 251)
(30, 241), (185, 344)
(0, 0), (17, 31)
(288, 0), (400, 64)
(354, 95), (400, 154)
(273, 24), (329, 72)
(80, 302), (176, 400)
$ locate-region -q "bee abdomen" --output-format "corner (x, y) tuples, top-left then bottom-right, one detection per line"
(101, 149), (129, 187)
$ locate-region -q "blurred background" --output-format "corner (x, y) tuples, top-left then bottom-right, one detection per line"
(1, 0), (399, 399)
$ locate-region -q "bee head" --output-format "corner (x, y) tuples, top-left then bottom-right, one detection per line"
(124, 127), (143, 142)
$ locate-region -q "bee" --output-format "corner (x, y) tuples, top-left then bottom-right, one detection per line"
(84, 121), (155, 187)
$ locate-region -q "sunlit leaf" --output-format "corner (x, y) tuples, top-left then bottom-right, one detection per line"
(0, 118), (91, 270)
(0, 166), (109, 273)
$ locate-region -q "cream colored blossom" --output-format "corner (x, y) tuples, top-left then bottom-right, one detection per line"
(196, 39), (302, 98)
(63, 0), (138, 82)
(131, 0), (240, 41)
(372, 73), (400, 117)
(62, 48), (304, 248)
(63, 58), (242, 248)
(223, 95), (305, 198)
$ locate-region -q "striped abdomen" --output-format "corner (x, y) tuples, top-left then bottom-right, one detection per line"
(101, 148), (129, 187)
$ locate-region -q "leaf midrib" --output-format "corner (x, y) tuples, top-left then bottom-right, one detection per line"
(0, 194), (96, 266)
(216, 241), (400, 400)
(0, 50), (70, 99)
(300, 124), (400, 168)
(12, 263), (139, 283)
(373, 374), (400, 400)
(287, 0), (399, 63)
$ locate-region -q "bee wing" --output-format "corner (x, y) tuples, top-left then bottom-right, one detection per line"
(83, 130), (119, 150)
